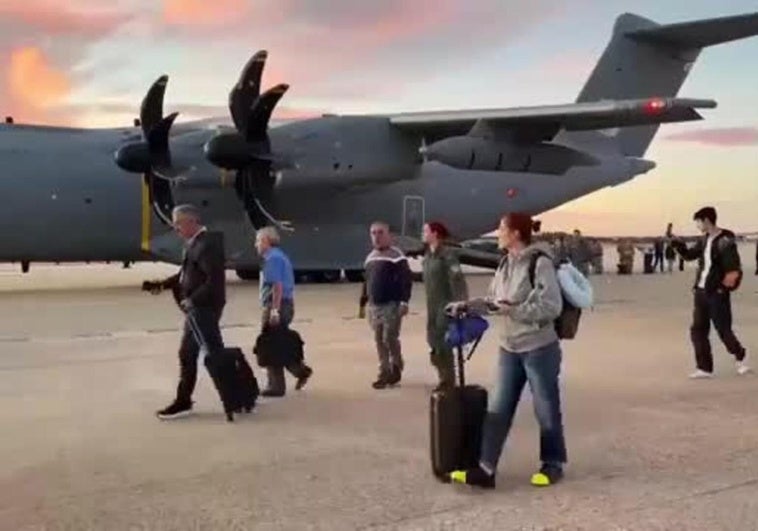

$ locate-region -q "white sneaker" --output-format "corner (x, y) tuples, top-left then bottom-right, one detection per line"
(689, 369), (713, 379)
(736, 359), (752, 375)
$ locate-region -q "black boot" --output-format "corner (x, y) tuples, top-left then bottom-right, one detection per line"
(372, 371), (391, 389)
(387, 365), (402, 386)
(262, 366), (285, 397)
(294, 365), (313, 391)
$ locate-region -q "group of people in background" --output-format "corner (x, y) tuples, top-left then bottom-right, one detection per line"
(550, 230), (603, 277)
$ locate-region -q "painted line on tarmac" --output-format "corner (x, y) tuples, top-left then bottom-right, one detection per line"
(0, 315), (366, 345)
(0, 336), (30, 343)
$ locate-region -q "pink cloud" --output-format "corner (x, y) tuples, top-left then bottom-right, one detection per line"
(0, 1), (133, 125)
(2, 0), (570, 126)
(0, 1), (131, 37)
(162, 0), (251, 27)
(153, 1), (567, 99)
(665, 127), (758, 146)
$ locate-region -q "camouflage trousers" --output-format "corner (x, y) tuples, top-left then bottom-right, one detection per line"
(427, 306), (455, 387)
(367, 302), (404, 376)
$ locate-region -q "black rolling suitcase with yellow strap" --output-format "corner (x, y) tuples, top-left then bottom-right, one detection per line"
(430, 312), (489, 481)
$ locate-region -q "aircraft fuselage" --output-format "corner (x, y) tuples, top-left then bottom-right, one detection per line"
(0, 118), (645, 270)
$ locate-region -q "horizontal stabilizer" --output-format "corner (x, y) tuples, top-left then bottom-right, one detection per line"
(627, 12), (758, 49)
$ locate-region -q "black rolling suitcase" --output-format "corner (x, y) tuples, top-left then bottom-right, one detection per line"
(233, 351), (260, 413)
(187, 311), (259, 422)
(430, 313), (489, 481)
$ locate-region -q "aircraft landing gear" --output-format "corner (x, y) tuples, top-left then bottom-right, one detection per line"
(236, 268), (355, 284)
(318, 270), (341, 283)
(236, 268), (260, 281)
(344, 269), (364, 283)
(295, 270), (341, 283)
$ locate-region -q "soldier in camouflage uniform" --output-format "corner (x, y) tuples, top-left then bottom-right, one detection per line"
(590, 238), (604, 274)
(616, 239), (635, 274)
(553, 234), (570, 263)
(421, 222), (469, 390)
(569, 229), (592, 276)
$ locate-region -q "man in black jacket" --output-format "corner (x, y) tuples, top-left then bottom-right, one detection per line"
(358, 222), (413, 389)
(672, 207), (748, 379)
(150, 204), (227, 419)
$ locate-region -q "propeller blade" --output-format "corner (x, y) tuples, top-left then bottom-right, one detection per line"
(147, 111), (179, 154)
(229, 50), (267, 132)
(245, 83), (289, 142)
(253, 196), (295, 232)
(152, 164), (194, 181)
(252, 152), (294, 169)
(140, 75), (168, 138)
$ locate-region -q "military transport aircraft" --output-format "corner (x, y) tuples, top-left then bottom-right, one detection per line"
(1, 11), (757, 282)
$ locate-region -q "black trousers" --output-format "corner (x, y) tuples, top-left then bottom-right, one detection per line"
(653, 253), (664, 272)
(176, 306), (224, 405)
(690, 289), (745, 373)
(261, 300), (310, 393)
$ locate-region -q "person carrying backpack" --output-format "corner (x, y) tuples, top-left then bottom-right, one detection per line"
(445, 212), (567, 489)
(671, 206), (749, 378)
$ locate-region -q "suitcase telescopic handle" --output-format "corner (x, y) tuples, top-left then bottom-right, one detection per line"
(185, 310), (209, 353)
(455, 317), (467, 388)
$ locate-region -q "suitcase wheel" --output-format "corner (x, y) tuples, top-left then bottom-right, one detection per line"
(434, 472), (452, 483)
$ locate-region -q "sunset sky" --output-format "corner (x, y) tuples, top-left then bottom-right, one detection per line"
(1, 0), (756, 236)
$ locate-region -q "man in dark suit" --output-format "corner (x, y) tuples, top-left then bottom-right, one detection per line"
(149, 204), (227, 419)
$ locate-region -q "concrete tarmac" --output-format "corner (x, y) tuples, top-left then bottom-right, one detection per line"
(1, 256), (757, 530)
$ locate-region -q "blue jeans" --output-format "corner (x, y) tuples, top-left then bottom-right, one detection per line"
(480, 341), (567, 472)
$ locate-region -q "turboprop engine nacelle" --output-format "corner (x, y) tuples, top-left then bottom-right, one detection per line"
(421, 136), (599, 175)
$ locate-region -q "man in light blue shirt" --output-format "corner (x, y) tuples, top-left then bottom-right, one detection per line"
(255, 226), (312, 396)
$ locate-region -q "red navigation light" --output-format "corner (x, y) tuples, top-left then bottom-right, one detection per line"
(644, 98), (666, 115)
(506, 188), (517, 198)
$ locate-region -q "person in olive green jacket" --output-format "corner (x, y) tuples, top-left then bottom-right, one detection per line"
(422, 221), (469, 390)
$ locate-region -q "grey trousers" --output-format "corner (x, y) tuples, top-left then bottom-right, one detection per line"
(367, 302), (404, 376)
(261, 300), (309, 393)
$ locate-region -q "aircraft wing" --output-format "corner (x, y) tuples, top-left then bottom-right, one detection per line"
(389, 97), (716, 142)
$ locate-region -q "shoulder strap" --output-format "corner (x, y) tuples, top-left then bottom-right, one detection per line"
(528, 251), (545, 287)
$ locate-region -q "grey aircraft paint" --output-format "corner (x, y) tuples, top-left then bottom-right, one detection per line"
(1, 12), (757, 277)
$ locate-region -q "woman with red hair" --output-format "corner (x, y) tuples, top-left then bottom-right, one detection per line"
(447, 212), (567, 489)
(421, 221), (468, 390)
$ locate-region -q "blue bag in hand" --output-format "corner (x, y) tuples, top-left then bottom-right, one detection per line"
(445, 314), (489, 350)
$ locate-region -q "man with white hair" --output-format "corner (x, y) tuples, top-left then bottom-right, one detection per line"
(151, 204), (227, 420)
(255, 226), (313, 396)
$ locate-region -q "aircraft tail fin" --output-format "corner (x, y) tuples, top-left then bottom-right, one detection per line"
(576, 12), (758, 157)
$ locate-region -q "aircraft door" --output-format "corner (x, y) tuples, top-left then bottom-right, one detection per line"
(402, 195), (425, 240)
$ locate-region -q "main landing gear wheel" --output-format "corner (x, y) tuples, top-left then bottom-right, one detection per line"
(344, 269), (364, 283)
(294, 270), (342, 283)
(236, 268), (260, 281)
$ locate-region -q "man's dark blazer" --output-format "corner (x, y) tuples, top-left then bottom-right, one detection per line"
(163, 230), (226, 310)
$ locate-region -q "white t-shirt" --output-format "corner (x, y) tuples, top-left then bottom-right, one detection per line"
(698, 231), (720, 288)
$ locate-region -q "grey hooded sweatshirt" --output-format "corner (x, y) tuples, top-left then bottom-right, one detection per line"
(468, 242), (563, 353)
